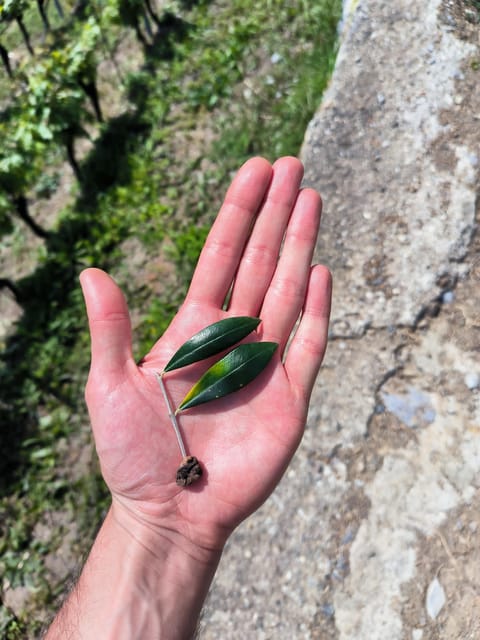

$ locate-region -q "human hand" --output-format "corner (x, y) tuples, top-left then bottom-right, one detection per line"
(80, 156), (332, 554)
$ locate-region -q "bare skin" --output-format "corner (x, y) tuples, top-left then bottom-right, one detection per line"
(45, 156), (332, 640)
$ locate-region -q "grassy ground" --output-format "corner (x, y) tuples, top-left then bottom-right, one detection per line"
(0, 1), (341, 636)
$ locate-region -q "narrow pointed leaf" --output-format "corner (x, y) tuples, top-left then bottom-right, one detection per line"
(177, 342), (278, 412)
(163, 316), (261, 373)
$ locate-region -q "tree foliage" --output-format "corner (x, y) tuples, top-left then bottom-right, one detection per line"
(0, 0), (34, 54)
(0, 0), (176, 299)
(0, 12), (106, 246)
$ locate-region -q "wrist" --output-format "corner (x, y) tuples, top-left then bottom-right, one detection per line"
(110, 497), (224, 567)
(109, 486), (233, 556)
(47, 502), (223, 640)
(105, 502), (223, 638)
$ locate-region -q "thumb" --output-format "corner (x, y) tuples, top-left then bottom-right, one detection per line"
(80, 268), (133, 380)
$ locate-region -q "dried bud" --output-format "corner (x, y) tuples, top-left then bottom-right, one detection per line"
(176, 456), (203, 487)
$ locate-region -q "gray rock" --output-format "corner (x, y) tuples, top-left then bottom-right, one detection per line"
(202, 0), (480, 638)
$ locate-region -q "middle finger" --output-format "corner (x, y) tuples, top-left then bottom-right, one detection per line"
(227, 156), (304, 316)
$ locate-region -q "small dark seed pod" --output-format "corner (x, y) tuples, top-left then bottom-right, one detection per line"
(176, 456), (202, 487)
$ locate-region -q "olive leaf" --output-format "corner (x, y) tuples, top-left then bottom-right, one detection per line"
(176, 342), (278, 412)
(163, 316), (261, 373)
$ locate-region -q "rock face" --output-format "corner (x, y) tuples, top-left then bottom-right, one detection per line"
(202, 1), (480, 638)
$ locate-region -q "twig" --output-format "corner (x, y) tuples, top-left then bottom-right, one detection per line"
(155, 372), (187, 458)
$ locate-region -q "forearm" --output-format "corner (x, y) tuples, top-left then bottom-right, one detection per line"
(45, 504), (223, 640)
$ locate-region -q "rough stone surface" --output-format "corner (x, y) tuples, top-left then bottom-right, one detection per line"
(201, 0), (480, 638)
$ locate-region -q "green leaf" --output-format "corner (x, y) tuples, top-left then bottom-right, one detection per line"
(163, 316), (261, 373)
(177, 342), (278, 412)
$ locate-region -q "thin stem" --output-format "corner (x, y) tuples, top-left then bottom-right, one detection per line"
(155, 373), (187, 458)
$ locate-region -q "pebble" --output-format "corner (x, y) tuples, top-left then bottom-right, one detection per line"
(426, 577), (446, 619)
(322, 603), (335, 619)
(468, 153), (479, 167)
(464, 372), (480, 390)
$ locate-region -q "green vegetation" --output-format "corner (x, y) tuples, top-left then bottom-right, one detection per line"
(0, 0), (341, 634)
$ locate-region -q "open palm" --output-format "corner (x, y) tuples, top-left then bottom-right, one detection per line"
(80, 156), (331, 551)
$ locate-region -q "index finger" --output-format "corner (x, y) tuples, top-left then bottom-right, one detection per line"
(185, 157), (273, 308)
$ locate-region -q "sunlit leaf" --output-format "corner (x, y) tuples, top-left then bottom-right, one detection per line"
(177, 341), (278, 411)
(163, 316), (261, 373)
